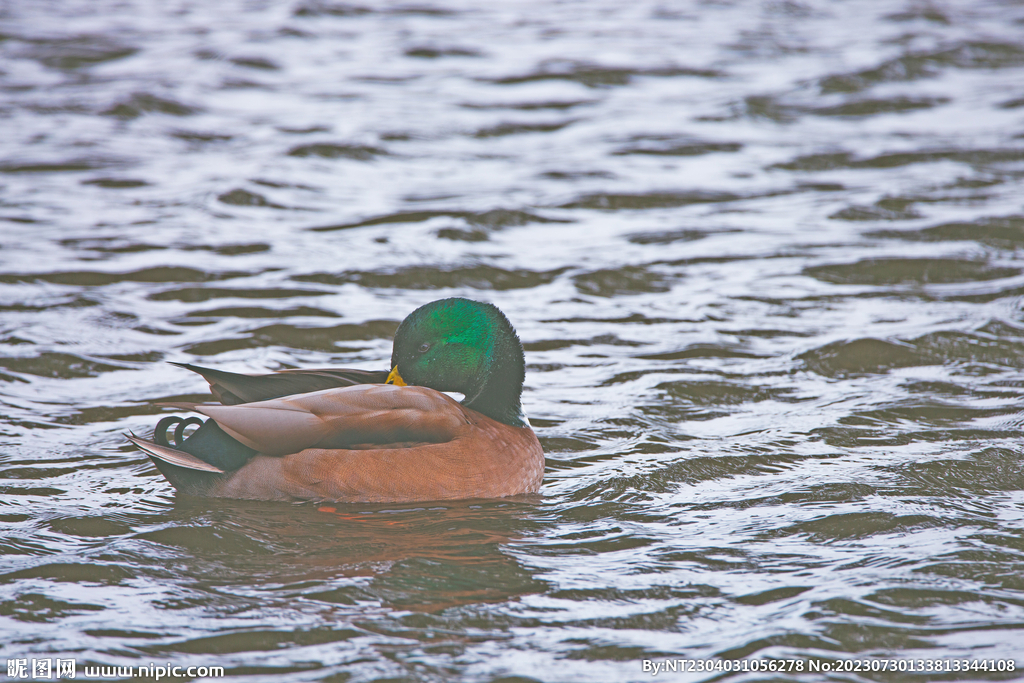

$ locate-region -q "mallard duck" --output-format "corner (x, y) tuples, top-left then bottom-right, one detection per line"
(127, 297), (544, 502)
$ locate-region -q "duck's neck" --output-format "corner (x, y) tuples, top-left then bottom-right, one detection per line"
(462, 334), (527, 428)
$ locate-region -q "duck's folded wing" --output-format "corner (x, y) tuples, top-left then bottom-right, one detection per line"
(173, 362), (390, 405)
(172, 384), (469, 456)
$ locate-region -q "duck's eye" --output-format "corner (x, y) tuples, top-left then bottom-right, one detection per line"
(417, 342), (431, 353)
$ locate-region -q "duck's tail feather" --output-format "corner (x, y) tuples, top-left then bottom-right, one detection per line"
(152, 416), (257, 471)
(128, 415), (259, 495)
(126, 433), (227, 496)
(171, 362), (389, 405)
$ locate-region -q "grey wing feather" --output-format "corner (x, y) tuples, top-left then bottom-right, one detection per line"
(172, 362), (389, 405)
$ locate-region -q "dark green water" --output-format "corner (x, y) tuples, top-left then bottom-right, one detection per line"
(2, 1), (1024, 681)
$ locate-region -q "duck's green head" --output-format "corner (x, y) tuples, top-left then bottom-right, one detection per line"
(388, 297), (527, 427)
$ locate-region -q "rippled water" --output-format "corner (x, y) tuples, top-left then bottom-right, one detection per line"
(3, 0), (1024, 680)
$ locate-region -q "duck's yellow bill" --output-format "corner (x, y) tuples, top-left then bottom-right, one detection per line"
(386, 366), (406, 386)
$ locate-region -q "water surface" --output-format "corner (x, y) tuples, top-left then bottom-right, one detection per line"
(2, 0), (1024, 681)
